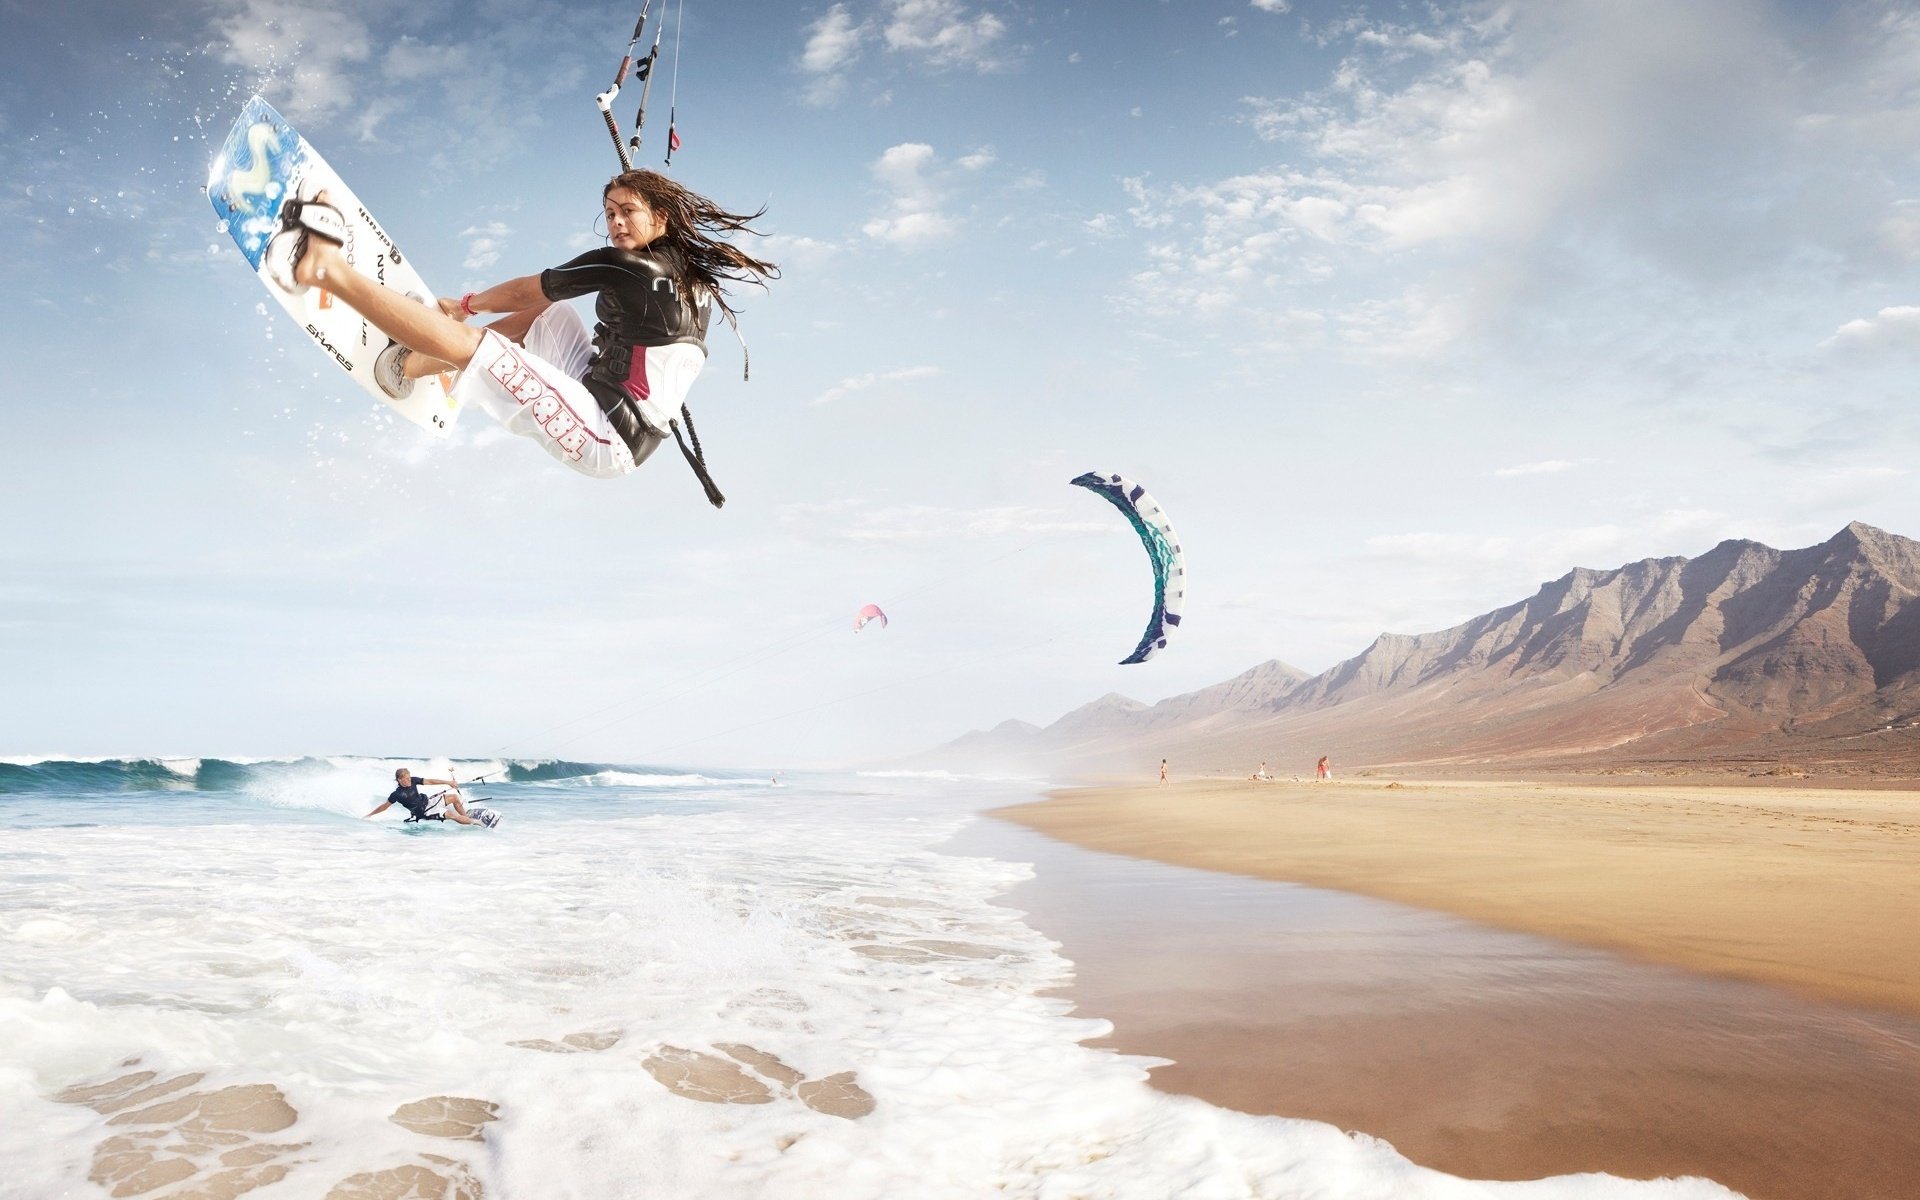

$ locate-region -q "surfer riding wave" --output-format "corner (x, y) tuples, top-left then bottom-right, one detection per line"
(268, 171), (776, 496)
(362, 768), (487, 821)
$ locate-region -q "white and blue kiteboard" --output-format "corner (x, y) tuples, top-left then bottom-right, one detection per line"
(209, 95), (462, 437)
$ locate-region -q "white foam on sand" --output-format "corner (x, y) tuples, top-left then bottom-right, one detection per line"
(0, 786), (1743, 1199)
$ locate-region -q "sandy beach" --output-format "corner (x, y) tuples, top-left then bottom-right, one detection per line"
(955, 814), (1920, 1198)
(997, 777), (1920, 1018)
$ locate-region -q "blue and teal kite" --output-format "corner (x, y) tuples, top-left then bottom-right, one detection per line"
(1071, 472), (1187, 665)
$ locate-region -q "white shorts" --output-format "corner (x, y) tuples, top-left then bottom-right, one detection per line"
(450, 304), (705, 479)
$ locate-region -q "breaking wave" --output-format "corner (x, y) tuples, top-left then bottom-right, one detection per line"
(0, 757), (703, 795)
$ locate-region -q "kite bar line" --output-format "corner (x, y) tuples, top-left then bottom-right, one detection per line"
(629, 7), (665, 160)
(599, 105), (630, 171)
(597, 1), (656, 170)
(663, 0), (686, 165)
(425, 767), (491, 799)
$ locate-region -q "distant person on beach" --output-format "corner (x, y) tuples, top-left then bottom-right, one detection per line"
(365, 767), (480, 825)
(1249, 762), (1272, 781)
(1160, 759), (1169, 784)
(1316, 756), (1332, 782)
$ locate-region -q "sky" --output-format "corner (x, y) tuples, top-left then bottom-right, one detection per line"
(5, 0), (1920, 766)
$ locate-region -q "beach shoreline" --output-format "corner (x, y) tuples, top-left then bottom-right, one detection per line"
(994, 776), (1920, 1018)
(954, 810), (1920, 1198)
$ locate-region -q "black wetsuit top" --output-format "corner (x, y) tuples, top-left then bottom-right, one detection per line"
(540, 245), (712, 458)
(387, 780), (439, 821)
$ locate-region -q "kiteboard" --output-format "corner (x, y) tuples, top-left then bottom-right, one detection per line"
(399, 804), (503, 829)
(208, 95), (462, 437)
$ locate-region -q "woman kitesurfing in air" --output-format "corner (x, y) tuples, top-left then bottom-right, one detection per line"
(250, 1), (773, 503)
(200, 1), (777, 500)
(266, 169), (776, 501)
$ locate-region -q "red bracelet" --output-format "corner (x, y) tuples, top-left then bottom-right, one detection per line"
(460, 292), (478, 317)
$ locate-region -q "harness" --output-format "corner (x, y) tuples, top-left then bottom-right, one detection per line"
(584, 293), (740, 509)
(400, 787), (451, 822)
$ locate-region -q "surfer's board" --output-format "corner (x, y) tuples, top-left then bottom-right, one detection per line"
(398, 807), (502, 830)
(209, 95), (461, 437)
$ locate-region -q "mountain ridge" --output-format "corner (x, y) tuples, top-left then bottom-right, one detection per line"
(926, 523), (1920, 779)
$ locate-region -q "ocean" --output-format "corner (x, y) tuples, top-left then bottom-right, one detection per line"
(0, 758), (1737, 1199)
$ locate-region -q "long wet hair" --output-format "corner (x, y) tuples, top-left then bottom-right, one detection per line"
(604, 170), (779, 321)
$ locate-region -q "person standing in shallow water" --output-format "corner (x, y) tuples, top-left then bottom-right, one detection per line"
(267, 169), (777, 486)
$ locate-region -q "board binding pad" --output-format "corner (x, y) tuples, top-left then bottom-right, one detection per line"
(210, 95), (461, 437)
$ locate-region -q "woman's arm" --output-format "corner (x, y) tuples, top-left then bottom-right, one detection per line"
(440, 273), (548, 320)
(364, 800), (392, 818)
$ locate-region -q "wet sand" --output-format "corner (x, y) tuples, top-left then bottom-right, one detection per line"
(997, 778), (1920, 1016)
(951, 817), (1920, 1200)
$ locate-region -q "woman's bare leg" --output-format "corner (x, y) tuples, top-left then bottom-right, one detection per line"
(485, 301), (554, 345)
(294, 240), (484, 369)
(401, 352), (458, 380)
(397, 304), (554, 379)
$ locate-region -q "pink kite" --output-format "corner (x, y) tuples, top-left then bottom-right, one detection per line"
(854, 604), (888, 632)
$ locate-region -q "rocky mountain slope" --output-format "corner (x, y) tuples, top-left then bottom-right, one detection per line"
(930, 523), (1920, 779)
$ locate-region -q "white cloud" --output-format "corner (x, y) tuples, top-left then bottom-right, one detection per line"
(883, 0), (1008, 71)
(811, 365), (942, 405)
(1493, 459), (1575, 477)
(862, 211), (960, 245)
(803, 4), (867, 72)
(873, 142), (938, 190)
(1880, 201), (1920, 260)
(1821, 305), (1920, 356)
(758, 234), (841, 270)
(212, 0), (374, 119)
(800, 4), (868, 104)
(204, 1), (604, 162)
(460, 221), (512, 271)
(1112, 0), (1920, 362)
(383, 36), (467, 83)
(863, 142), (960, 246)
(798, 0), (1013, 105)
(1251, 0), (1291, 11)
(1118, 171), (1473, 354)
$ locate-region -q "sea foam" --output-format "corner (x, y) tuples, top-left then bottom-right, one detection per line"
(0, 775), (1740, 1198)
